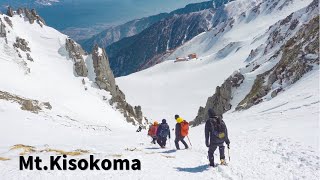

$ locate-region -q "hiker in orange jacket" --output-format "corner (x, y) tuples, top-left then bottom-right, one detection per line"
(148, 121), (159, 144)
(174, 115), (189, 150)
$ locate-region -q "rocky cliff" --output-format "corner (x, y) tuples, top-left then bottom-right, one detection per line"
(237, 15), (319, 110)
(80, 0), (231, 52)
(191, 72), (244, 126)
(65, 38), (88, 77)
(91, 45), (144, 125)
(7, 7), (46, 27)
(191, 0), (319, 126)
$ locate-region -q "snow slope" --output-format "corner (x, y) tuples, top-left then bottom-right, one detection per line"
(117, 0), (314, 123)
(0, 0), (319, 179)
(0, 69), (318, 180)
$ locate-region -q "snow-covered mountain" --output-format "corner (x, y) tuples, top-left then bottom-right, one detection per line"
(117, 0), (319, 122)
(80, 0), (231, 52)
(0, 0), (60, 10)
(35, 0), (60, 6)
(102, 0), (232, 77)
(0, 0), (319, 179)
(0, 7), (146, 129)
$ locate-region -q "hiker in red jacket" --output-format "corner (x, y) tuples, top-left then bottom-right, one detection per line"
(148, 121), (159, 144)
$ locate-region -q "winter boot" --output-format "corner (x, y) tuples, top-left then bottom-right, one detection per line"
(220, 159), (227, 165)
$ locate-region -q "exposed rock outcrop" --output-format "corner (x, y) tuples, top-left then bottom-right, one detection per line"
(4, 17), (13, 28)
(236, 16), (319, 110)
(13, 37), (31, 52)
(0, 19), (6, 37)
(24, 8), (46, 26)
(0, 90), (52, 114)
(191, 72), (244, 126)
(6, 7), (14, 17)
(6, 7), (46, 27)
(92, 45), (145, 125)
(65, 38), (88, 77)
(26, 53), (34, 61)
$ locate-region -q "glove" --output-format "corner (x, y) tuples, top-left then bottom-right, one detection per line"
(206, 141), (210, 147)
(227, 144), (230, 149)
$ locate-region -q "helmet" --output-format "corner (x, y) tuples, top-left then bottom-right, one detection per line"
(153, 121), (159, 125)
(174, 114), (179, 119)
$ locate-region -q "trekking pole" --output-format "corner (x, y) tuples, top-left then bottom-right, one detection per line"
(228, 147), (230, 162)
(187, 136), (193, 147)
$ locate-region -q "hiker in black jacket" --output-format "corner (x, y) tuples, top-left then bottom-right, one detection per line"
(156, 119), (170, 148)
(205, 108), (230, 167)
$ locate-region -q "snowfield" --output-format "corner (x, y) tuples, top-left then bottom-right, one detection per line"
(1, 70), (318, 180)
(0, 0), (319, 179)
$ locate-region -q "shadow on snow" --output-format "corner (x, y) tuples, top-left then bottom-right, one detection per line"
(161, 149), (177, 154)
(175, 164), (209, 173)
(145, 147), (161, 150)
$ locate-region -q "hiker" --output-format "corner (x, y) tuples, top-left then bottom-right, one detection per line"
(136, 125), (142, 132)
(205, 108), (230, 167)
(174, 114), (189, 150)
(148, 121), (159, 144)
(156, 119), (171, 148)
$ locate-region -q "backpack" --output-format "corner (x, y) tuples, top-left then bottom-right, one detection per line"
(159, 124), (169, 138)
(180, 120), (189, 137)
(148, 125), (157, 136)
(211, 117), (226, 139)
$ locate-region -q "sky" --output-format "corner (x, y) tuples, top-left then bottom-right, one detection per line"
(0, 0), (208, 30)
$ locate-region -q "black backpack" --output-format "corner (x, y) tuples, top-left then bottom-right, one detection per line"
(159, 124), (169, 138)
(210, 117), (226, 139)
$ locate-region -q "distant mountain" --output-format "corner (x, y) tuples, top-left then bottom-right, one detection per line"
(104, 0), (232, 77)
(80, 0), (223, 52)
(0, 0), (60, 10)
(35, 0), (60, 6)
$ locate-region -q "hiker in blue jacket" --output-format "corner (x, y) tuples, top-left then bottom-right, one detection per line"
(205, 108), (230, 167)
(156, 119), (171, 148)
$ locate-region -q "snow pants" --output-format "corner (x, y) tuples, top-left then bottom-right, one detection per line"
(151, 136), (157, 144)
(208, 144), (225, 165)
(157, 137), (167, 147)
(174, 137), (188, 149)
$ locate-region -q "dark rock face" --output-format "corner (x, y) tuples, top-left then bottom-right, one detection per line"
(91, 45), (145, 125)
(6, 7), (46, 27)
(79, 1), (233, 77)
(65, 38), (88, 77)
(236, 16), (319, 110)
(24, 8), (37, 24)
(80, 0), (230, 52)
(4, 17), (13, 28)
(6, 7), (14, 17)
(92, 45), (117, 95)
(107, 10), (218, 77)
(13, 37), (31, 52)
(191, 72), (244, 126)
(0, 19), (6, 37)
(80, 13), (169, 52)
(26, 53), (34, 61)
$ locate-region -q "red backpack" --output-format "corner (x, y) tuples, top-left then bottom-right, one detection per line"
(148, 125), (158, 136)
(180, 120), (189, 137)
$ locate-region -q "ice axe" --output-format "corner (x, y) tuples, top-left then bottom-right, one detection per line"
(187, 136), (193, 147)
(227, 147), (230, 162)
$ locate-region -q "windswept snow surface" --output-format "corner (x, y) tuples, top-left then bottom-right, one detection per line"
(1, 70), (318, 180)
(1, 0), (319, 179)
